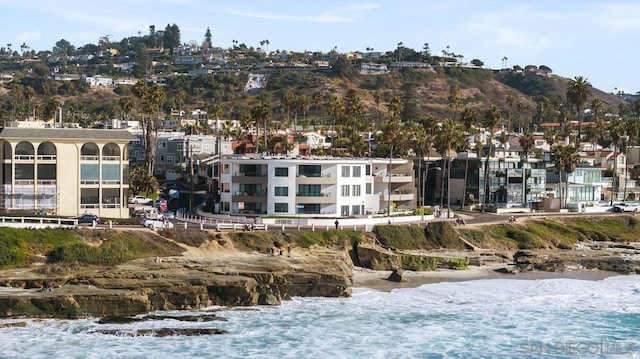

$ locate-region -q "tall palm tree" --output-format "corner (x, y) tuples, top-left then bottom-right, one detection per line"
(519, 130), (535, 206)
(481, 104), (502, 211)
(118, 96), (134, 124)
(607, 118), (625, 205)
(566, 76), (592, 145)
(23, 86), (34, 119)
(434, 118), (466, 217)
(250, 100), (272, 153)
(327, 96), (344, 156)
(387, 95), (403, 121)
(311, 91), (323, 129)
(622, 118), (639, 200)
(407, 121), (430, 208)
(459, 107), (478, 209)
(552, 145), (580, 209)
(281, 88), (294, 128)
(378, 114), (404, 217)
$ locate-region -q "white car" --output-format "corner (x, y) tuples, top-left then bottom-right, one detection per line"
(129, 195), (153, 204)
(141, 217), (174, 230)
(613, 203), (639, 212)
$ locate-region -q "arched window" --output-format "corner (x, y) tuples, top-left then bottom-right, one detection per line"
(15, 141), (35, 160)
(3, 142), (11, 160)
(37, 142), (57, 160)
(102, 142), (121, 160)
(81, 143), (99, 160)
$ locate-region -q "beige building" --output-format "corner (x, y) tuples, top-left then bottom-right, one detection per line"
(0, 128), (135, 219)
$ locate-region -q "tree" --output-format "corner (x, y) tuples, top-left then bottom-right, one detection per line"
(250, 100), (272, 153)
(566, 76), (592, 144)
(311, 91), (323, 129)
(481, 105), (502, 211)
(378, 113), (405, 217)
(519, 130), (535, 206)
(470, 59), (484, 67)
(434, 119), (466, 217)
(447, 80), (461, 118)
(460, 107), (478, 209)
(118, 96), (134, 123)
(327, 96), (344, 156)
(608, 118), (625, 205)
(204, 27), (213, 48)
(129, 164), (159, 195)
(23, 86), (35, 119)
(552, 145), (580, 209)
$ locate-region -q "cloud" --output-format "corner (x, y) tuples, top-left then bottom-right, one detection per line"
(222, 3), (380, 23)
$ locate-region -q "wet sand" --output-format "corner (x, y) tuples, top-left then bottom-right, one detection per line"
(352, 265), (622, 292)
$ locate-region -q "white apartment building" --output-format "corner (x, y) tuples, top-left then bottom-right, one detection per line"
(217, 156), (415, 217)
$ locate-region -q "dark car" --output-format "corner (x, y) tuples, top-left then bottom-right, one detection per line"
(75, 213), (99, 225)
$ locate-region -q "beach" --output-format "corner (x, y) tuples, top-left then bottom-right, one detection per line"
(352, 265), (621, 291)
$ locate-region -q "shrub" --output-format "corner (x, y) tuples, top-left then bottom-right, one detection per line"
(373, 225), (427, 250)
(424, 221), (467, 249)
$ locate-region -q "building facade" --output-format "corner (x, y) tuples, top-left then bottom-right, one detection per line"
(0, 128), (135, 218)
(217, 156), (415, 217)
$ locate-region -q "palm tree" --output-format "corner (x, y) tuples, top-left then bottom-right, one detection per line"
(552, 145), (580, 209)
(311, 91), (323, 129)
(281, 88), (294, 128)
(118, 96), (134, 124)
(566, 76), (592, 145)
(327, 96), (344, 156)
(378, 114), (405, 218)
(373, 90), (383, 128)
(250, 100), (272, 153)
(622, 118), (639, 200)
(434, 118), (466, 217)
(608, 118), (625, 204)
(387, 95), (403, 121)
(459, 107), (478, 209)
(407, 121), (432, 208)
(519, 130), (535, 206)
(481, 104), (502, 211)
(23, 86), (34, 119)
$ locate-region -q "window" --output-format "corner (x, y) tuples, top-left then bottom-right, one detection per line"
(166, 155), (174, 163)
(222, 202), (230, 211)
(297, 184), (321, 196)
(366, 165), (371, 175)
(159, 141), (167, 149)
(298, 165), (321, 177)
(177, 143), (183, 151)
(352, 185), (361, 196)
(222, 183), (230, 193)
(275, 167), (289, 177)
(352, 166), (361, 177)
(341, 185), (350, 196)
(351, 205), (361, 215)
(341, 205), (349, 216)
(275, 187), (289, 196)
(366, 183), (372, 194)
(275, 203), (288, 213)
(341, 166), (350, 177)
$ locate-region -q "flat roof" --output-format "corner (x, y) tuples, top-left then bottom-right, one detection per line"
(0, 127), (137, 141)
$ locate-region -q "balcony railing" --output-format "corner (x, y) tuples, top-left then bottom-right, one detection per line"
(81, 156), (100, 161)
(14, 155), (35, 160)
(234, 172), (267, 177)
(101, 156), (120, 161)
(37, 155), (57, 161)
(233, 191), (267, 197)
(296, 192), (331, 197)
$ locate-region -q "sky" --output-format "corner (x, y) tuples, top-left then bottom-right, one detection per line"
(0, 0), (638, 94)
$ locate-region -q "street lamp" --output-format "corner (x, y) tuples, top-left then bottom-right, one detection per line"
(423, 166), (442, 208)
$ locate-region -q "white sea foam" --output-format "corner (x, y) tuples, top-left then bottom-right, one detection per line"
(1, 276), (639, 358)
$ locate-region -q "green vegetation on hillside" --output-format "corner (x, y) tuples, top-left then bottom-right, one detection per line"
(0, 228), (184, 268)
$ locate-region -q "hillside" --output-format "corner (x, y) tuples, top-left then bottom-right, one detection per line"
(0, 60), (627, 128)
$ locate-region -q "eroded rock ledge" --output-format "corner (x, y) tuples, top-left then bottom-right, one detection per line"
(0, 250), (353, 319)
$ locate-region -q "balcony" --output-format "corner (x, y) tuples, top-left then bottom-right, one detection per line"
(232, 191), (268, 202)
(296, 174), (336, 184)
(232, 172), (268, 184)
(374, 173), (413, 183)
(296, 192), (334, 204)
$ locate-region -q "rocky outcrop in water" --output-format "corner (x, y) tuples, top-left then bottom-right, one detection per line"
(0, 250), (353, 319)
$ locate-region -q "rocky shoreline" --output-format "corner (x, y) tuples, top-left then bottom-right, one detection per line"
(1, 230), (640, 320)
(0, 250), (353, 319)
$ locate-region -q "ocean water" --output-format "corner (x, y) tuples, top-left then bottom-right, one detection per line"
(1, 276), (639, 359)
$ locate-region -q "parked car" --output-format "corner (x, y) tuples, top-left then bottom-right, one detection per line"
(613, 203), (639, 212)
(129, 195), (153, 204)
(74, 213), (99, 226)
(140, 217), (174, 230)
